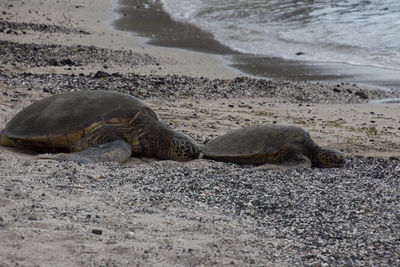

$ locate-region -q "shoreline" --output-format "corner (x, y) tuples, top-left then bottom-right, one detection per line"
(113, 0), (400, 90)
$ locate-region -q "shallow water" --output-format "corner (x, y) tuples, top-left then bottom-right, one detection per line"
(160, 0), (400, 70)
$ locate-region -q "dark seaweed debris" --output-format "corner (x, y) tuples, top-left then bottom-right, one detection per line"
(0, 41), (158, 68)
(0, 20), (88, 34)
(1, 72), (400, 104)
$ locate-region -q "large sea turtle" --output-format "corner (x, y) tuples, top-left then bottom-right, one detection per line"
(0, 90), (200, 163)
(202, 124), (345, 169)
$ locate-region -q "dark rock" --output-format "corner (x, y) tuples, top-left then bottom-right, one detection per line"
(296, 52), (305, 56)
(112, 72), (122, 77)
(91, 229), (103, 235)
(355, 90), (369, 99)
(27, 216), (37, 221)
(78, 30), (90, 35)
(49, 58), (59, 66)
(93, 70), (110, 78)
(59, 58), (75, 66)
(48, 58), (76, 67)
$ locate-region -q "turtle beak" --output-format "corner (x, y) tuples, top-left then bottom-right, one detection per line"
(327, 150), (346, 167)
(316, 148), (346, 168)
(335, 152), (346, 167)
(188, 142), (201, 159)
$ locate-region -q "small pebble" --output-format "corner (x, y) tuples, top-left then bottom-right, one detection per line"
(91, 229), (103, 235)
(355, 90), (369, 99)
(27, 216), (37, 221)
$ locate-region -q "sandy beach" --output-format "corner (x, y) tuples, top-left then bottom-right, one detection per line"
(1, 0), (400, 266)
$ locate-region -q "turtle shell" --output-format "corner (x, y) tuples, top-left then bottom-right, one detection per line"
(203, 124), (314, 165)
(1, 90), (157, 151)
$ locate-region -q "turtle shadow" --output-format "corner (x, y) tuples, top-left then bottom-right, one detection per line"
(0, 146), (40, 156)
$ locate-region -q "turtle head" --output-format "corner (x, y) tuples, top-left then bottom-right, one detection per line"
(314, 147), (346, 168)
(168, 131), (200, 161)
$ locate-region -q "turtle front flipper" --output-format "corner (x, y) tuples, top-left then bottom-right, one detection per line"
(252, 153), (312, 170)
(35, 139), (131, 163)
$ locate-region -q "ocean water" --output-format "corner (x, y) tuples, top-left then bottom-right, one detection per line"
(159, 0), (400, 71)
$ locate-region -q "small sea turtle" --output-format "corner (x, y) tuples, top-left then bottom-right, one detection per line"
(0, 90), (199, 163)
(202, 124), (345, 169)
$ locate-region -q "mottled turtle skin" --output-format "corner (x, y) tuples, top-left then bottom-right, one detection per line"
(203, 124), (345, 169)
(0, 90), (199, 163)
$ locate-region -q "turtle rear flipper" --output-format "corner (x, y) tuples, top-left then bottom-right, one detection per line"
(252, 153), (312, 170)
(35, 139), (131, 163)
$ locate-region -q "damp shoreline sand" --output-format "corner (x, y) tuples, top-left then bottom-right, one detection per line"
(0, 0), (400, 266)
(114, 0), (400, 90)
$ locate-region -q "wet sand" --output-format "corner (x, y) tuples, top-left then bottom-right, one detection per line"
(114, 0), (400, 90)
(1, 0), (400, 266)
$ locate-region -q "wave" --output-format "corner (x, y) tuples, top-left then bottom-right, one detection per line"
(160, 0), (400, 70)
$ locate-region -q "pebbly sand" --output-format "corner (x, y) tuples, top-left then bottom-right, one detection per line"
(0, 0), (400, 266)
